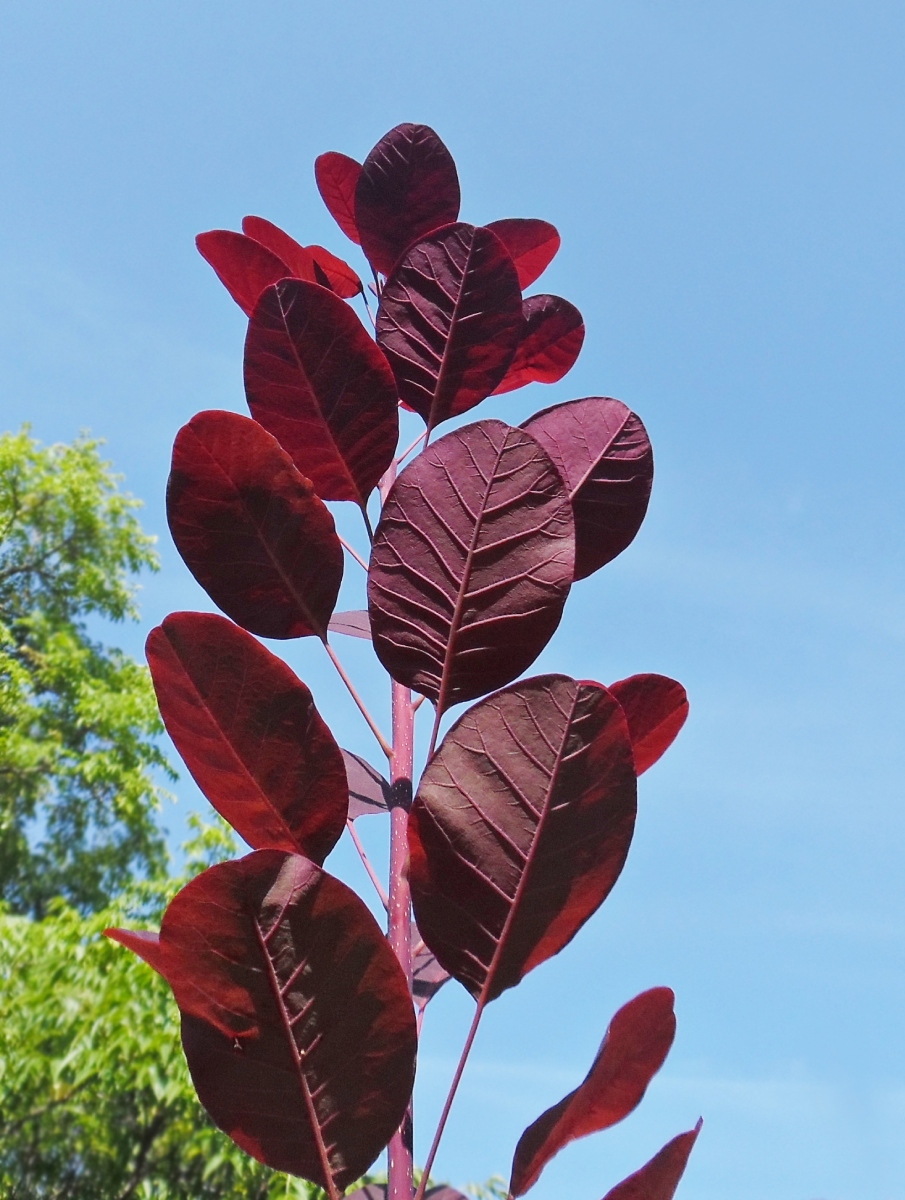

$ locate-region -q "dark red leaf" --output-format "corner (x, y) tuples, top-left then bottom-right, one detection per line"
(328, 610), (372, 640)
(305, 244), (363, 298)
(493, 295), (585, 395)
(105, 929), (169, 975)
(608, 675), (689, 775)
(244, 280), (398, 507)
(376, 224), (523, 431)
(510, 988), (676, 1196)
(166, 410), (343, 639)
(108, 851), (417, 1188)
(196, 230), (294, 317)
(411, 923), (451, 1009)
(347, 1187), (467, 1200)
(368, 420), (574, 710)
(409, 675), (636, 1002)
(342, 749), (392, 819)
(355, 123), (460, 275)
(485, 219), (560, 290)
(522, 397), (653, 581)
(315, 151), (363, 245)
(241, 216), (318, 282)
(601, 1120), (702, 1200)
(146, 611), (348, 862)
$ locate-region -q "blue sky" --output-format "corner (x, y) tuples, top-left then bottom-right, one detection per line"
(2, 3), (904, 1197)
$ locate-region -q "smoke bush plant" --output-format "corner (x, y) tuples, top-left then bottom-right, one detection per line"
(108, 123), (701, 1200)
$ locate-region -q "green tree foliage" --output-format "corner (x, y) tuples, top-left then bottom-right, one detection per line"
(0, 815), (315, 1199)
(0, 428), (174, 916)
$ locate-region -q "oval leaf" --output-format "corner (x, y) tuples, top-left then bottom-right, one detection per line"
(522, 397), (653, 581)
(196, 230), (294, 317)
(110, 851), (417, 1188)
(147, 611), (348, 862)
(315, 151), (363, 245)
(167, 409), (343, 639)
(485, 219), (561, 289)
(601, 1120), (702, 1200)
(409, 675), (636, 1002)
(305, 244), (363, 298)
(368, 420), (575, 710)
(411, 923), (451, 1009)
(510, 988), (676, 1196)
(493, 295), (585, 395)
(328, 610), (372, 640)
(242, 216), (318, 281)
(376, 224), (523, 430)
(244, 280), (398, 506)
(608, 675), (689, 775)
(355, 123), (460, 274)
(342, 749), (392, 819)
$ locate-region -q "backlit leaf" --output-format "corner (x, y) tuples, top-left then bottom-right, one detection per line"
(305, 244), (363, 298)
(342, 749), (392, 819)
(109, 852), (417, 1187)
(241, 216), (318, 282)
(510, 988), (676, 1196)
(376, 224), (523, 431)
(328, 610), (372, 640)
(244, 280), (398, 507)
(601, 1120), (702, 1200)
(493, 295), (585, 395)
(485, 219), (560, 289)
(315, 151), (363, 245)
(409, 675), (636, 1002)
(368, 420), (574, 710)
(355, 123), (460, 275)
(146, 611), (348, 862)
(167, 409), (343, 639)
(411, 924), (450, 1009)
(608, 675), (689, 774)
(196, 230), (294, 317)
(522, 397), (653, 580)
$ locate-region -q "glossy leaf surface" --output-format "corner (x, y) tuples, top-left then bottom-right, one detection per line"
(368, 421), (574, 709)
(522, 397), (653, 580)
(244, 280), (398, 506)
(493, 295), (585, 395)
(608, 675), (689, 775)
(110, 852), (417, 1187)
(328, 610), (372, 640)
(376, 224), (523, 430)
(601, 1120), (702, 1200)
(167, 410), (343, 639)
(485, 219), (560, 289)
(409, 675), (637, 1001)
(510, 988), (676, 1196)
(147, 611), (348, 862)
(315, 151), (363, 244)
(355, 123), (460, 274)
(306, 244), (363, 298)
(196, 230), (294, 317)
(342, 749), (392, 819)
(241, 216), (318, 281)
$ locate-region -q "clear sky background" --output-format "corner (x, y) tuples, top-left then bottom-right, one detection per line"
(2, 3), (904, 1198)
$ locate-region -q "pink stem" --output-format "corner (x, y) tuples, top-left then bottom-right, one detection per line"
(339, 535), (369, 572)
(346, 819), (389, 910)
(323, 641), (393, 761)
(387, 677), (415, 1200)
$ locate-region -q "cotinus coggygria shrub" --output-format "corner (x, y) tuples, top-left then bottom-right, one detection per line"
(107, 122), (701, 1200)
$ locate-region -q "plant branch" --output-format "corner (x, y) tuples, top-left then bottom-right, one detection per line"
(395, 431), (428, 468)
(347, 818), (389, 910)
(323, 640), (393, 761)
(339, 536), (369, 572)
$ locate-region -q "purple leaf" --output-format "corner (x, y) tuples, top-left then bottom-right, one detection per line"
(368, 420), (575, 710)
(601, 1120), (702, 1200)
(510, 988), (676, 1196)
(355, 123), (460, 275)
(493, 295), (585, 395)
(241, 216), (318, 282)
(166, 410), (343, 639)
(244, 280), (398, 507)
(315, 152), (363, 245)
(409, 675), (636, 1002)
(328, 610), (372, 640)
(608, 675), (689, 774)
(146, 611), (348, 862)
(342, 749), (392, 819)
(376, 223), (523, 431)
(411, 923), (451, 1008)
(304, 244), (363, 299)
(522, 397), (653, 580)
(485, 219), (560, 289)
(195, 230), (294, 317)
(108, 851), (417, 1188)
